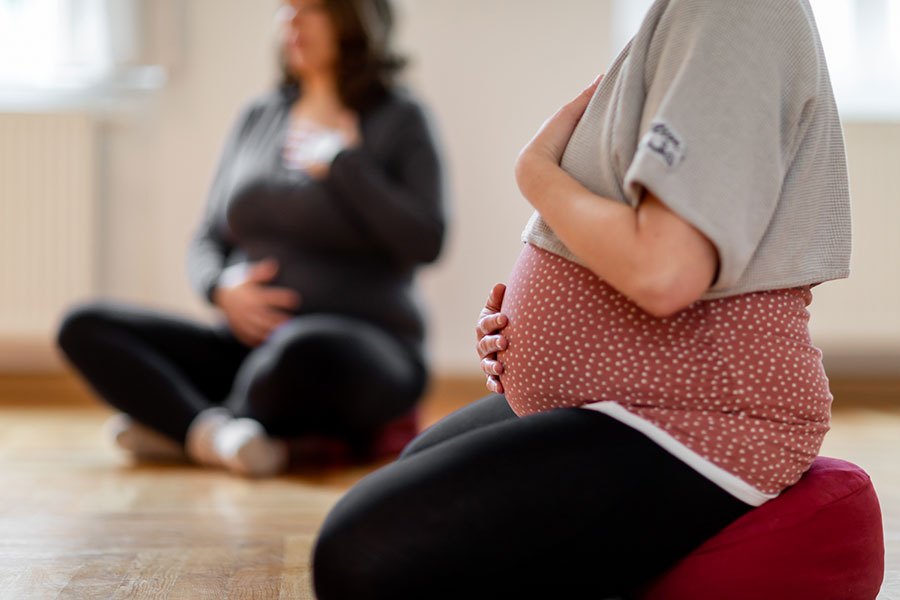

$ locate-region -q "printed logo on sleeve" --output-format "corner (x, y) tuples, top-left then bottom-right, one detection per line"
(641, 121), (685, 168)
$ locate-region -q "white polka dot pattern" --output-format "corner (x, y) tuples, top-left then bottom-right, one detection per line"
(497, 244), (831, 496)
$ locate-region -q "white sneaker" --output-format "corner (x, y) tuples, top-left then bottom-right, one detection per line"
(185, 407), (233, 468)
(213, 418), (288, 478)
(103, 414), (186, 462)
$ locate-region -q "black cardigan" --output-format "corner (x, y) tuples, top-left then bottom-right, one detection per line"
(186, 87), (446, 364)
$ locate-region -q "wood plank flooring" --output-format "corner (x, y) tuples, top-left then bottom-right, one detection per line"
(0, 406), (332, 599)
(0, 378), (896, 599)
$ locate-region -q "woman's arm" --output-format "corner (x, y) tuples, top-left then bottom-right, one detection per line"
(186, 219), (232, 304)
(187, 101), (262, 303)
(515, 79), (717, 318)
(326, 101), (445, 265)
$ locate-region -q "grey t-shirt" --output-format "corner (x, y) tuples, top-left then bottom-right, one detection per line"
(523, 0), (851, 299)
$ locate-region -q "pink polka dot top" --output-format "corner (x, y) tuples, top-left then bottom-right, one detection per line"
(497, 243), (831, 505)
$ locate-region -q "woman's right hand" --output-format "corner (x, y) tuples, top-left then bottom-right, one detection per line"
(212, 259), (302, 347)
(475, 283), (509, 394)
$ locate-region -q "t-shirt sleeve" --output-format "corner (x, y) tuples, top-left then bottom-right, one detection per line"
(622, 0), (820, 290)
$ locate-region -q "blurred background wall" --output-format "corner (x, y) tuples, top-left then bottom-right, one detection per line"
(0, 0), (897, 380)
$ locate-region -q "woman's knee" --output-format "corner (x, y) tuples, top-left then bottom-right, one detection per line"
(56, 301), (118, 356)
(398, 393), (513, 459)
(258, 315), (412, 391)
(312, 493), (419, 600)
(246, 317), (352, 392)
(313, 509), (388, 599)
(312, 518), (368, 599)
(237, 315), (422, 429)
(267, 315), (361, 360)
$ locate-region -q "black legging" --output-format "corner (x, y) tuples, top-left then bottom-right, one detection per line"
(312, 394), (753, 599)
(56, 301), (426, 444)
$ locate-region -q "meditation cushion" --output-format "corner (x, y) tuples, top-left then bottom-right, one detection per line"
(286, 408), (419, 467)
(639, 457), (884, 600)
(366, 408), (420, 458)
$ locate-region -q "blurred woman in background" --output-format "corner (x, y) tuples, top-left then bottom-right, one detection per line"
(58, 0), (445, 477)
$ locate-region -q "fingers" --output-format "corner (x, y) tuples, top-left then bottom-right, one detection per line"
(304, 161), (330, 180)
(584, 72), (604, 94)
(480, 356), (504, 377)
(245, 312), (279, 340)
(336, 113), (362, 148)
(231, 322), (265, 348)
(475, 283), (508, 340)
(482, 356), (505, 394)
(260, 287), (302, 311)
(570, 73), (604, 108)
(477, 333), (508, 360)
(247, 258), (279, 283)
(484, 283), (506, 314)
(556, 73), (604, 130)
(476, 312), (508, 340)
(255, 307), (291, 333)
(523, 74), (603, 166)
(230, 301), (293, 347)
(476, 282), (509, 394)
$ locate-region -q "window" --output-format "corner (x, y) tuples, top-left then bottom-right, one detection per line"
(810, 0), (900, 120)
(611, 0), (900, 121)
(610, 0), (655, 57)
(0, 0), (130, 87)
(0, 0), (168, 110)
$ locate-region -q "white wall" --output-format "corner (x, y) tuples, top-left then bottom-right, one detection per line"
(99, 0), (281, 307)
(395, 0), (614, 375)
(807, 123), (900, 374)
(49, 1), (900, 376)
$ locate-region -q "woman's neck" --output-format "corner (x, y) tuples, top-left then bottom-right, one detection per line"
(294, 70), (346, 121)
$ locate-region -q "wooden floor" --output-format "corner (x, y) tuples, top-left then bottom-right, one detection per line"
(0, 377), (897, 599)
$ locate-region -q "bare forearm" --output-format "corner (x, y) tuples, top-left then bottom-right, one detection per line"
(516, 155), (716, 317)
(516, 155), (651, 301)
(512, 75), (717, 316)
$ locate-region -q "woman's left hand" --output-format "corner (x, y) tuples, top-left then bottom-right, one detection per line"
(304, 112), (362, 180)
(515, 74), (602, 198)
(476, 283), (509, 394)
(335, 112), (362, 150)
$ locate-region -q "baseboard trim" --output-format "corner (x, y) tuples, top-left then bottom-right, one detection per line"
(820, 346), (900, 378)
(0, 371), (98, 407)
(0, 372), (896, 409)
(829, 377), (900, 409)
(0, 338), (64, 372)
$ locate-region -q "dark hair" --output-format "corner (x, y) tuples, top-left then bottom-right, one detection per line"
(280, 0), (407, 113)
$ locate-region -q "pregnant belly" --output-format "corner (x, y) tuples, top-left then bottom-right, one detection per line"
(497, 243), (711, 416)
(498, 244), (831, 497)
(496, 244), (616, 415)
(239, 242), (424, 340)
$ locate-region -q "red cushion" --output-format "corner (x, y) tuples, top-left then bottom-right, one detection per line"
(367, 409), (420, 457)
(285, 409), (420, 467)
(640, 457), (885, 600)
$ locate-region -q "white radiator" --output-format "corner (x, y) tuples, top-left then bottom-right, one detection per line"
(0, 112), (96, 369)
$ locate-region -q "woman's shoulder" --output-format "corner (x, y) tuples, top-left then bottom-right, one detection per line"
(359, 87), (437, 143)
(240, 88), (293, 121)
(661, 0), (815, 30)
(646, 0), (821, 80)
(352, 87), (441, 159)
(665, 0), (811, 13)
(368, 87), (430, 123)
(220, 88), (293, 142)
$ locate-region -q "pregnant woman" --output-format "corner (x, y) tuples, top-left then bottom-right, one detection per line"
(57, 0), (445, 477)
(312, 0), (849, 597)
